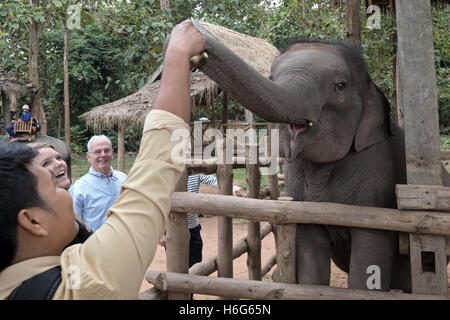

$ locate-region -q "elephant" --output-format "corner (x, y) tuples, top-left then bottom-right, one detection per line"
(192, 22), (450, 291)
(0, 134), (71, 178)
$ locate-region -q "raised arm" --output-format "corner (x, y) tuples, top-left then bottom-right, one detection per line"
(57, 21), (207, 299)
(154, 19), (206, 123)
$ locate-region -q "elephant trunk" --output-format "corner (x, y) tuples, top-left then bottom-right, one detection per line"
(193, 20), (322, 125)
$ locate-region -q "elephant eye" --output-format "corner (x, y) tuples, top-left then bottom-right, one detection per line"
(269, 75), (273, 80)
(335, 81), (346, 91)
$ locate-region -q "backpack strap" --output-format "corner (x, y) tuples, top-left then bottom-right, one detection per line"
(6, 266), (62, 300)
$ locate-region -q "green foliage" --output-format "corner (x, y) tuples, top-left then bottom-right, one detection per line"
(441, 136), (450, 149)
(69, 124), (90, 154)
(71, 155), (136, 179)
(1, 0), (449, 155)
(432, 2), (450, 132)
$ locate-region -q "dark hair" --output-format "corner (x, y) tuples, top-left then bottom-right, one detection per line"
(0, 142), (47, 271)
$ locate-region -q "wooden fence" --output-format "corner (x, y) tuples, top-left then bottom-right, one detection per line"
(140, 0), (450, 300)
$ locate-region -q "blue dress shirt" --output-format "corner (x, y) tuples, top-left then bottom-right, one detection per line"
(69, 166), (127, 231)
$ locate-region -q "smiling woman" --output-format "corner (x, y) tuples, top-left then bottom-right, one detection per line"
(31, 143), (71, 190)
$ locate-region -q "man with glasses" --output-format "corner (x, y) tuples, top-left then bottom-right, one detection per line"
(69, 135), (127, 231)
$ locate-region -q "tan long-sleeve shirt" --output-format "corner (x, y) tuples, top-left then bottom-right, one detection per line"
(0, 109), (189, 299)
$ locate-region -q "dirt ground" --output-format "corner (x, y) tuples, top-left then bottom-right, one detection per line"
(139, 185), (450, 299)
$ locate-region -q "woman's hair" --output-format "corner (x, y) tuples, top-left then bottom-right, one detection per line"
(28, 142), (55, 152)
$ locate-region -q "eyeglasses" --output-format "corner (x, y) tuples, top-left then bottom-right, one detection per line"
(90, 148), (112, 156)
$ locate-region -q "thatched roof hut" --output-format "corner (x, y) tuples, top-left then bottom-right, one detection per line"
(80, 21), (279, 133)
(80, 72), (218, 133)
(1, 71), (38, 126)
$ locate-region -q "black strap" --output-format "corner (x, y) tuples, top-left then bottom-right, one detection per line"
(6, 221), (92, 300)
(65, 221), (93, 249)
(7, 266), (62, 300)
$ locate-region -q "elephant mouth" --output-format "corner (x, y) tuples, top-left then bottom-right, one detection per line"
(289, 121), (311, 150)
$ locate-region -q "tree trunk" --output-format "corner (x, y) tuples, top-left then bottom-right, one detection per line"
(331, 0), (341, 8)
(345, 0), (361, 47)
(301, 0), (307, 28)
(160, 0), (170, 9)
(117, 121), (125, 172)
(29, 0), (47, 134)
(62, 20), (70, 146)
(2, 91), (10, 129)
(57, 104), (62, 138)
(10, 93), (16, 114)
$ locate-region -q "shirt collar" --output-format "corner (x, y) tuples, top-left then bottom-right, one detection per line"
(0, 256), (60, 291)
(89, 166), (114, 178)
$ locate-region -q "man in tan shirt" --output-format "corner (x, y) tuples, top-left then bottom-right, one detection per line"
(0, 19), (206, 299)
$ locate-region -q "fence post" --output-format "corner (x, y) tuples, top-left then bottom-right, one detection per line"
(396, 0), (448, 296)
(267, 122), (280, 200)
(272, 197), (296, 284)
(216, 92), (233, 299)
(166, 169), (190, 300)
(245, 110), (262, 280)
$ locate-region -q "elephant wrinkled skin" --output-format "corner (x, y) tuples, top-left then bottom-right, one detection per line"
(196, 30), (450, 292)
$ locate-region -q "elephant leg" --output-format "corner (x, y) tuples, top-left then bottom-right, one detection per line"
(296, 224), (332, 285)
(348, 228), (397, 291)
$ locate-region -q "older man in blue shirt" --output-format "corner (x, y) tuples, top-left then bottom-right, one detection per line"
(69, 135), (127, 231)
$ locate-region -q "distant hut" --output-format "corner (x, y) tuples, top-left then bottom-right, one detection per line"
(0, 71), (37, 128)
(80, 21), (279, 171)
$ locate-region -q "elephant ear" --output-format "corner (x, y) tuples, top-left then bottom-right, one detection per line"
(354, 82), (393, 152)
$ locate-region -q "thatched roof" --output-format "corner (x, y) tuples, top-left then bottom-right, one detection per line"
(80, 72), (218, 132)
(0, 72), (37, 95)
(80, 20), (279, 132)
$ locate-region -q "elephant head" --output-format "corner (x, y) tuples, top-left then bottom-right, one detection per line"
(193, 21), (393, 163)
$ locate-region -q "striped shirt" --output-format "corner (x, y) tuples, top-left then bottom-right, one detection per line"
(187, 174), (219, 229)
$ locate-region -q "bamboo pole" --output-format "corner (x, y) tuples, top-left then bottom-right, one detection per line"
(189, 223), (273, 277)
(267, 122), (280, 200)
(170, 192), (450, 237)
(117, 121), (125, 172)
(245, 110), (261, 281)
(166, 170), (190, 300)
(216, 92), (233, 299)
(146, 271), (445, 300)
(262, 254), (277, 277)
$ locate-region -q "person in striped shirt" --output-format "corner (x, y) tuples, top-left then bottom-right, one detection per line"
(159, 174), (245, 268)
(186, 174), (218, 267)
